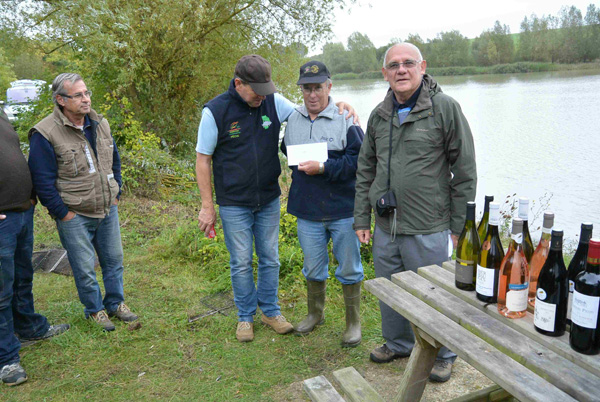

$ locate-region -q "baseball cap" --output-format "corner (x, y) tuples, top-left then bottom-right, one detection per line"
(297, 60), (331, 85)
(234, 55), (277, 96)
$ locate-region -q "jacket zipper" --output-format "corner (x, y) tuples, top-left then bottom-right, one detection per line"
(251, 110), (261, 207)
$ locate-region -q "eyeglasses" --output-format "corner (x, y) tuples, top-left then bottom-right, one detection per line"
(385, 60), (421, 70)
(300, 85), (325, 95)
(60, 90), (93, 100)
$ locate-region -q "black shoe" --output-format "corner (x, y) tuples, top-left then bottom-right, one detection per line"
(19, 324), (70, 341)
(0, 363), (27, 386)
(429, 360), (453, 382)
(369, 344), (410, 363)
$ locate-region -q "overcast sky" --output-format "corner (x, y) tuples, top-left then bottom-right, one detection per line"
(315, 0), (597, 53)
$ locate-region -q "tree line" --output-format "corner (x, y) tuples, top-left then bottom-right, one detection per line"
(317, 4), (600, 74)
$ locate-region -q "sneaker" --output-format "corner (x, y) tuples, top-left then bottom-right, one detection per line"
(236, 321), (254, 342)
(430, 360), (453, 382)
(108, 303), (138, 322)
(19, 324), (70, 341)
(369, 344), (410, 363)
(89, 310), (116, 331)
(0, 363), (27, 386)
(261, 314), (293, 334)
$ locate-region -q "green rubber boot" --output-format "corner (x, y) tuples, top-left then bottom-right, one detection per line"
(295, 280), (326, 334)
(341, 282), (362, 347)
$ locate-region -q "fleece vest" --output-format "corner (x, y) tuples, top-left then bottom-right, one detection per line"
(205, 80), (282, 207)
(29, 107), (119, 218)
(0, 110), (32, 212)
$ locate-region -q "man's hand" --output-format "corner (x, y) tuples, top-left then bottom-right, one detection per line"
(356, 229), (371, 244)
(113, 198), (119, 206)
(0, 214), (5, 220)
(298, 161), (321, 176)
(61, 211), (76, 222)
(335, 102), (360, 126)
(198, 206), (217, 237)
(451, 234), (458, 249)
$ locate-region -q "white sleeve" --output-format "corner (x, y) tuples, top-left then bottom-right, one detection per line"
(195, 108), (218, 155)
(274, 93), (297, 123)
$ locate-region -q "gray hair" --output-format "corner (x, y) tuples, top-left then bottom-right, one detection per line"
(52, 73), (83, 106)
(382, 43), (423, 68)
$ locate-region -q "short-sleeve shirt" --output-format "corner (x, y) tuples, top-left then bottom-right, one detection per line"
(196, 93), (295, 155)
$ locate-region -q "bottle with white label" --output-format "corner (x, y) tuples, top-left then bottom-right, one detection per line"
(528, 211), (555, 308)
(498, 218), (530, 319)
(534, 229), (568, 336)
(567, 223), (593, 326)
(570, 238), (600, 355)
(476, 202), (504, 303)
(518, 197), (534, 264)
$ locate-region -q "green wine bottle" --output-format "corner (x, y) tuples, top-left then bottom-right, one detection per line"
(456, 201), (480, 291)
(476, 202), (505, 302)
(477, 195), (494, 247)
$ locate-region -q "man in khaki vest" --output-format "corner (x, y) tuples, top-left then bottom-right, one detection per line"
(28, 73), (137, 331)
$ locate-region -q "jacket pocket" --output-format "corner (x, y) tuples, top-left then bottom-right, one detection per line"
(97, 137), (114, 172)
(57, 180), (96, 212)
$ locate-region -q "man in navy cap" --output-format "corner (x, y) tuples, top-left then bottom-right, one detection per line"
(195, 55), (357, 342)
(282, 61), (364, 347)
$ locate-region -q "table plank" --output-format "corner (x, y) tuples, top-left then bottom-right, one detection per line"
(303, 375), (345, 402)
(332, 367), (384, 402)
(364, 278), (575, 402)
(420, 263), (600, 378)
(392, 270), (600, 402)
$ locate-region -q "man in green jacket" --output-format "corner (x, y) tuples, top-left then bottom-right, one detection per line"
(354, 43), (476, 382)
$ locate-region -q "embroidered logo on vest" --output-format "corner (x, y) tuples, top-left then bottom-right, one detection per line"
(228, 121), (241, 138)
(261, 116), (272, 130)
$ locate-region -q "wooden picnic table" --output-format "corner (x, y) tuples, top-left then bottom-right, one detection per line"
(364, 260), (600, 402)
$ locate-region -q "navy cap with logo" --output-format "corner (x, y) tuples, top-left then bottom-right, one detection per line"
(297, 60), (331, 85)
(234, 55), (277, 96)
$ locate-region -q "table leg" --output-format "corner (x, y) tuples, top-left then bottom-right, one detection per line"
(394, 324), (441, 402)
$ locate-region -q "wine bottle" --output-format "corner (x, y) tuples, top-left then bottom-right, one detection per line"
(498, 218), (530, 319)
(569, 239), (600, 355)
(476, 202), (504, 303)
(534, 229), (568, 336)
(567, 223), (594, 325)
(528, 211), (555, 307)
(518, 197), (534, 264)
(456, 201), (480, 291)
(477, 195), (494, 246)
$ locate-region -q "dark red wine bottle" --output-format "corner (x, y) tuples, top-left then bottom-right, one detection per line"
(569, 239), (600, 355)
(534, 230), (568, 336)
(567, 223), (593, 325)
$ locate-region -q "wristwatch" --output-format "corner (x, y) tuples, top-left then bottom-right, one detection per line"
(318, 162), (324, 174)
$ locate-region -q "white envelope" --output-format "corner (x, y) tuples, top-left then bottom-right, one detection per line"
(286, 142), (328, 166)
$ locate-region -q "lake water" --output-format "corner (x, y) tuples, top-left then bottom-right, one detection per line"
(332, 70), (600, 245)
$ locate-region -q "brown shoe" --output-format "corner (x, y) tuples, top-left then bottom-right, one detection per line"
(430, 360), (453, 382)
(108, 303), (138, 322)
(236, 321), (254, 342)
(89, 310), (115, 332)
(261, 314), (293, 334)
(369, 344), (410, 363)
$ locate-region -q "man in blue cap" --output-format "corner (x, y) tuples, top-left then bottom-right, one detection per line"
(282, 60), (364, 347)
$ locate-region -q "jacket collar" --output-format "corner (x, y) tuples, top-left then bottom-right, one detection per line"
(295, 96), (337, 120)
(377, 74), (440, 121)
(52, 106), (102, 129)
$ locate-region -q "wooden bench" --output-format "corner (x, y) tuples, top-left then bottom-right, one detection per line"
(361, 261), (600, 402)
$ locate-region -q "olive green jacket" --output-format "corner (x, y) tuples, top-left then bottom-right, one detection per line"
(353, 74), (477, 236)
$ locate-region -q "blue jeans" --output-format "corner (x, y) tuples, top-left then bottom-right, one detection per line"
(55, 204), (124, 317)
(0, 206), (49, 366)
(219, 198), (281, 322)
(297, 217), (363, 285)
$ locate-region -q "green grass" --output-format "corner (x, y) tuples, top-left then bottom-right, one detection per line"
(7, 196), (382, 401)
